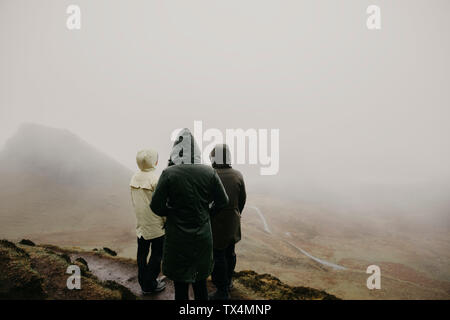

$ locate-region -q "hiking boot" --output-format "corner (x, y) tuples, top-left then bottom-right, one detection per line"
(142, 280), (166, 295)
(208, 290), (230, 300)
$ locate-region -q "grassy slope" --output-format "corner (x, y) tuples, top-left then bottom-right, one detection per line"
(0, 240), (338, 300)
(0, 240), (135, 300)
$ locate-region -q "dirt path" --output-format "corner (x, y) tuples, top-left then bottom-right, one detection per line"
(69, 252), (179, 299)
(68, 251), (231, 300)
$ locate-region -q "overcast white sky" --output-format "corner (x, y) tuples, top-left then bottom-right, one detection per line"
(1, 1), (450, 203)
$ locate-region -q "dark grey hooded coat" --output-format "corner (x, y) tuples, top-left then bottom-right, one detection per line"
(150, 128), (229, 282)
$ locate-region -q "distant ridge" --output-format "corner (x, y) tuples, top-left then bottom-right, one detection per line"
(0, 123), (135, 244)
(0, 123), (132, 186)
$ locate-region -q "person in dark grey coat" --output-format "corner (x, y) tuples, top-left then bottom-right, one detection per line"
(150, 129), (229, 300)
(208, 144), (246, 300)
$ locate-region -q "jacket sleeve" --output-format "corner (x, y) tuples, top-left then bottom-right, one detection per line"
(211, 171), (229, 213)
(238, 174), (247, 214)
(150, 170), (170, 217)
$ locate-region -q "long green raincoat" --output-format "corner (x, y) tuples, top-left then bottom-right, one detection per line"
(150, 128), (229, 282)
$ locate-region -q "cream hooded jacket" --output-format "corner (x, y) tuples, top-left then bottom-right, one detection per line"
(130, 149), (165, 240)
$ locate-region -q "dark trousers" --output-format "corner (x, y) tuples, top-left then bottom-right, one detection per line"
(137, 235), (164, 291)
(174, 279), (208, 300)
(211, 243), (236, 292)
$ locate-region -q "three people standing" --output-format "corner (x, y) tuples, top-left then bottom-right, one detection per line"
(130, 129), (246, 300)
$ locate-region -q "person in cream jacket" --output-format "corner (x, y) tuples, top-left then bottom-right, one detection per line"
(130, 149), (166, 294)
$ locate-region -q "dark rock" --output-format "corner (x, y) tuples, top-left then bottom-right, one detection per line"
(75, 257), (89, 270)
(103, 247), (117, 256)
(19, 239), (36, 246)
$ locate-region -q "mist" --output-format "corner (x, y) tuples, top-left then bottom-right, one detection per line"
(1, 0), (449, 228)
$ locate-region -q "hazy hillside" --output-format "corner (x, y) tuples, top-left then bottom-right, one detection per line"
(236, 195), (450, 299)
(0, 123), (135, 245)
(0, 124), (448, 300)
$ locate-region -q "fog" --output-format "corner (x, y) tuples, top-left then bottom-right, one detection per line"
(1, 1), (449, 224)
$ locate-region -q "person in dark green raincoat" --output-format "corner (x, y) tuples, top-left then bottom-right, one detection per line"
(150, 128), (229, 300)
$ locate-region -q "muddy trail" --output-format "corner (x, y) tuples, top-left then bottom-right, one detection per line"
(69, 251), (170, 299)
(68, 251), (247, 300)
